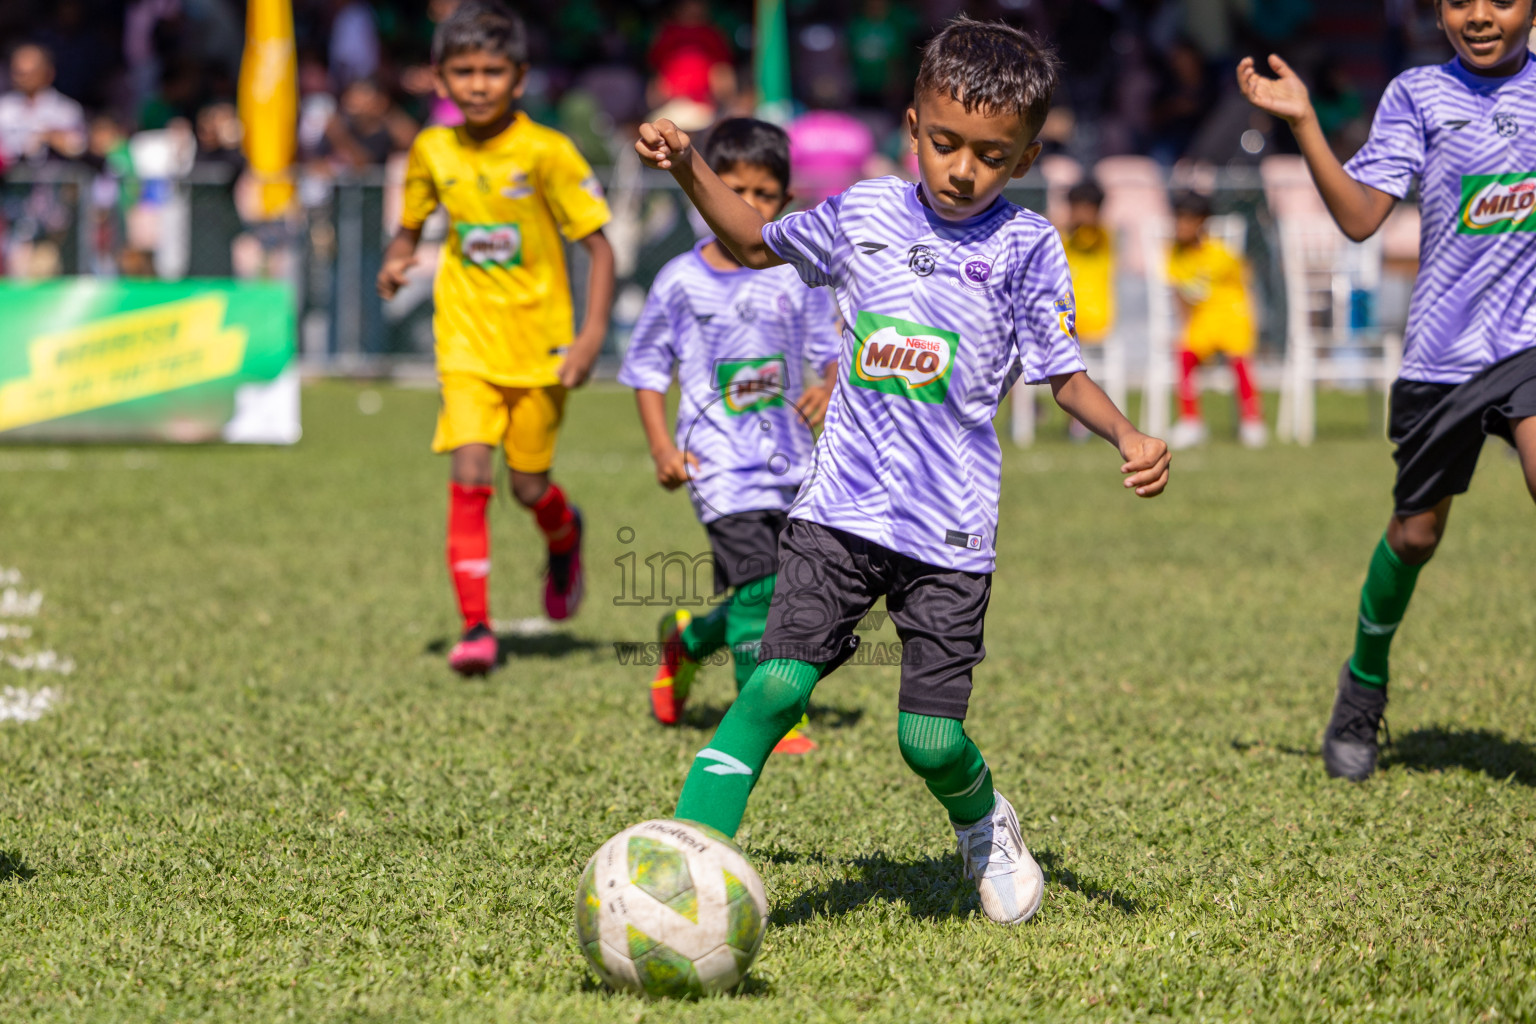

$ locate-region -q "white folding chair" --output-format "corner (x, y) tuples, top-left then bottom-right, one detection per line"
(1273, 219), (1400, 445)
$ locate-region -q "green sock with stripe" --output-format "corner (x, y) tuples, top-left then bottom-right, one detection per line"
(896, 712), (995, 826)
(1349, 534), (1424, 688)
(725, 574), (774, 694)
(674, 657), (821, 837)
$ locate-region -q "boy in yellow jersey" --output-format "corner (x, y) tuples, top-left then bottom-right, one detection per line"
(1061, 179), (1114, 439)
(1166, 191), (1267, 450)
(377, 1), (615, 675)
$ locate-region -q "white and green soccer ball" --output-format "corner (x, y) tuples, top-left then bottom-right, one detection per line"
(575, 818), (768, 998)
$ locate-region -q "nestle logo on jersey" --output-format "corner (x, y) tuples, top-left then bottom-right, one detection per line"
(849, 311), (958, 404)
(457, 223), (524, 266)
(715, 356), (788, 415)
(1458, 173), (1536, 234)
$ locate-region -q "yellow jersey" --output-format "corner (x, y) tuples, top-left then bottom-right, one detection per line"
(1062, 224), (1115, 343)
(1167, 237), (1255, 358)
(401, 113), (612, 387)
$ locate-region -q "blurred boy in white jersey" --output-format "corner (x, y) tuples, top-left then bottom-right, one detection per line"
(619, 118), (840, 754)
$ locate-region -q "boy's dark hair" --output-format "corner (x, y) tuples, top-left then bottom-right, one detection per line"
(914, 16), (1060, 133)
(1067, 178), (1104, 207)
(702, 118), (791, 192)
(1171, 190), (1213, 219)
(432, 1), (528, 65)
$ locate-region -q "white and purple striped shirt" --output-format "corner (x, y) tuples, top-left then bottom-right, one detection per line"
(1344, 53), (1536, 383)
(763, 176), (1086, 573)
(619, 242), (841, 524)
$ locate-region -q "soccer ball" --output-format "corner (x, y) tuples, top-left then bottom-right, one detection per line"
(575, 818), (768, 998)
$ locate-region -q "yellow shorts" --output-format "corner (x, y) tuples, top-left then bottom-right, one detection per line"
(432, 373), (567, 473)
(1183, 313), (1255, 362)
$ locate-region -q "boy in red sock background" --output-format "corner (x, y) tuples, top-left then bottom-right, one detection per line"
(378, 2), (614, 674)
(1166, 191), (1267, 450)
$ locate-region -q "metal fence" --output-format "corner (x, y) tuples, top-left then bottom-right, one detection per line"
(0, 161), (1313, 376)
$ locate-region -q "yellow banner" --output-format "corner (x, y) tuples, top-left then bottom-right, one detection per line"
(0, 296), (248, 433)
(238, 0), (297, 218)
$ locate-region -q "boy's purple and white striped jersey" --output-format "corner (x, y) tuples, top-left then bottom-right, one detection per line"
(763, 176), (1086, 573)
(618, 241), (841, 524)
(1344, 54), (1536, 384)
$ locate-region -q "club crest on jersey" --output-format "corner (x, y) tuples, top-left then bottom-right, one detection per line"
(1054, 295), (1077, 339)
(457, 223), (524, 266)
(850, 311), (958, 404)
(1494, 112), (1519, 138)
(501, 168), (534, 200)
(960, 254), (995, 291)
(1458, 173), (1536, 233)
(715, 356), (788, 415)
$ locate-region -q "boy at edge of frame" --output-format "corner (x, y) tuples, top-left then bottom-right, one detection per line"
(1240, 0), (1536, 782)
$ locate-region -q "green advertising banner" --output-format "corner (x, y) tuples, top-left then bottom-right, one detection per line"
(0, 279), (299, 444)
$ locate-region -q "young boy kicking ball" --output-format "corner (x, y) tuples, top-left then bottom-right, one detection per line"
(378, 2), (614, 675)
(619, 117), (840, 754)
(1240, 0), (1536, 780)
(637, 17), (1170, 924)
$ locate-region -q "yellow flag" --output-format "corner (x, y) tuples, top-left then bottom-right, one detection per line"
(238, 0), (297, 219)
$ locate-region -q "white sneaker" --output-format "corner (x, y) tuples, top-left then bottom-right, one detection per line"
(1168, 418), (1209, 450)
(953, 792), (1045, 925)
(1239, 418), (1269, 449)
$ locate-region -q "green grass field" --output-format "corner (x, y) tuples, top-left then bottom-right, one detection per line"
(2, 381), (1534, 1023)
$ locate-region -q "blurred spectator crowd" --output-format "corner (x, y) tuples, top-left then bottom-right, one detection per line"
(0, 0), (1460, 281)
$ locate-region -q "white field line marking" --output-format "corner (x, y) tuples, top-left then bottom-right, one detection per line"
(0, 686), (60, 723)
(0, 589), (43, 617)
(0, 624), (33, 640)
(0, 567), (21, 585)
(492, 617), (556, 636)
(4, 650), (74, 673)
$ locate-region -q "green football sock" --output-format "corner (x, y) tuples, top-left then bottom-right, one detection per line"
(897, 712), (995, 827)
(1349, 534), (1424, 688)
(725, 574), (775, 694)
(680, 602), (729, 663)
(674, 657), (821, 837)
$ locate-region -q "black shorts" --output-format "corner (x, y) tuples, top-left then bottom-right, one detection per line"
(758, 519), (991, 721)
(1390, 346), (1536, 516)
(704, 510), (788, 593)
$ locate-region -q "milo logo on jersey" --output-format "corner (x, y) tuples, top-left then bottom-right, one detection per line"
(456, 223), (524, 266)
(1459, 174), (1536, 234)
(715, 356), (788, 415)
(850, 311), (958, 404)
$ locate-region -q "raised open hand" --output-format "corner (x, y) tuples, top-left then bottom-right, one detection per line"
(1237, 54), (1313, 126)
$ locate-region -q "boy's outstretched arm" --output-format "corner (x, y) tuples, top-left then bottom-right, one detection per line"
(1049, 371), (1170, 497)
(635, 119), (785, 270)
(377, 226), (422, 299)
(634, 388), (698, 490)
(559, 229), (616, 388)
(1237, 55), (1395, 242)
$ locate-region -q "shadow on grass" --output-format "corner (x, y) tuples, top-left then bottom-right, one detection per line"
(576, 971), (774, 998)
(422, 632), (605, 663)
(1382, 726), (1536, 786)
(679, 702), (864, 732)
(0, 851), (35, 883)
(1033, 849), (1143, 915)
(772, 853), (966, 924)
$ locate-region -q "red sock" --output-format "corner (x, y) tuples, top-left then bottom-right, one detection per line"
(1179, 349), (1203, 420)
(1231, 356), (1262, 422)
(531, 483), (578, 554)
(448, 482), (493, 632)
